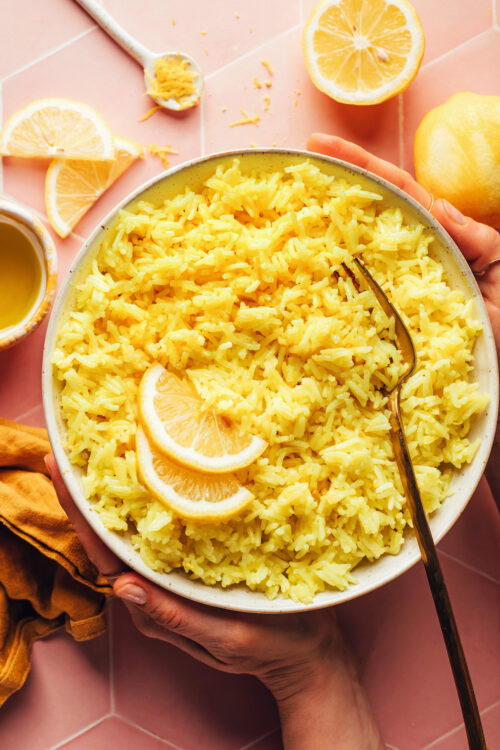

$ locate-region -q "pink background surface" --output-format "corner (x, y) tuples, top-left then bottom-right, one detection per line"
(0, 1), (499, 748)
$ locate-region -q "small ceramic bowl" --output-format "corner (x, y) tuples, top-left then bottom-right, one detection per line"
(0, 198), (57, 351)
(42, 149), (499, 613)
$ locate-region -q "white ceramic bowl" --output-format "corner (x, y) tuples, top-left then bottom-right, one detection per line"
(42, 149), (499, 613)
(0, 198), (57, 351)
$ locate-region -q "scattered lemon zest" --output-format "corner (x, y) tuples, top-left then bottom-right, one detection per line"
(146, 143), (179, 169)
(249, 26), (253, 32)
(235, 12), (240, 18)
(265, 80), (272, 88)
(253, 77), (262, 89)
(261, 58), (274, 76)
(205, 48), (209, 55)
(139, 105), (162, 122)
(264, 95), (271, 111)
(229, 109), (261, 127)
(172, 18), (176, 25)
(221, 106), (227, 112)
(145, 55), (199, 108)
(200, 30), (207, 35)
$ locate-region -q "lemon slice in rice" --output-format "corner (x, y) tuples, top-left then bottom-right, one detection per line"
(138, 364), (266, 474)
(136, 428), (254, 521)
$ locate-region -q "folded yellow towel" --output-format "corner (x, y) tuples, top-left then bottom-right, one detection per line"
(0, 418), (111, 706)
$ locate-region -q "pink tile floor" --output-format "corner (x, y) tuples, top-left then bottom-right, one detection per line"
(0, 1), (499, 748)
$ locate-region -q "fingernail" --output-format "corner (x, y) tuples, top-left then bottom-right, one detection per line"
(441, 199), (466, 225)
(115, 583), (147, 605)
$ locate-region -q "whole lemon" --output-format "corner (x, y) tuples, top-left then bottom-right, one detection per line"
(414, 92), (500, 227)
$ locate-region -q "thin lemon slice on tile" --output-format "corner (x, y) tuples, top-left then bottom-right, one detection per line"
(45, 136), (143, 238)
(138, 364), (267, 474)
(0, 98), (115, 159)
(302, 0), (425, 105)
(136, 428), (254, 521)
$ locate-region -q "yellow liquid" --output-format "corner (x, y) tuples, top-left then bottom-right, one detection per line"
(0, 222), (42, 330)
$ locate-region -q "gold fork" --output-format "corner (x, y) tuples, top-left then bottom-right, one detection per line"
(341, 257), (486, 750)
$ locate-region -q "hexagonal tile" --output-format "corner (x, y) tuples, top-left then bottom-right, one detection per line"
(204, 27), (400, 161)
(438, 478), (500, 583)
(57, 715), (179, 749)
(402, 29), (500, 173)
(337, 554), (500, 749)
(0, 222), (80, 421)
(101, 0), (300, 77)
(0, 0), (94, 79)
(0, 630), (110, 750)
(111, 600), (279, 750)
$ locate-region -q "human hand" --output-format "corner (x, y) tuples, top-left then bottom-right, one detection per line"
(307, 134), (500, 505)
(307, 134), (500, 354)
(45, 453), (384, 749)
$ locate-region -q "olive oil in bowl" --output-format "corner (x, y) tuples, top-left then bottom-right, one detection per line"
(0, 220), (43, 332)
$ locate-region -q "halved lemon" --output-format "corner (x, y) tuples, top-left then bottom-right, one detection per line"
(302, 0), (425, 105)
(45, 137), (143, 238)
(0, 98), (115, 160)
(138, 365), (267, 474)
(136, 428), (253, 521)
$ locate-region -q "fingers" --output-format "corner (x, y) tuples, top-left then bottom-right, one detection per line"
(113, 572), (235, 647)
(45, 453), (125, 577)
(431, 199), (500, 271)
(121, 597), (229, 671)
(307, 133), (433, 210)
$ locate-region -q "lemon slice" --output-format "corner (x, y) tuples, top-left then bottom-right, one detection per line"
(45, 137), (143, 238)
(138, 364), (267, 474)
(136, 428), (253, 521)
(302, 0), (425, 105)
(0, 98), (115, 160)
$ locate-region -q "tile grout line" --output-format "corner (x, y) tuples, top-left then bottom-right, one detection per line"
(420, 27), (492, 73)
(0, 26), (97, 85)
(46, 713), (112, 750)
(206, 24), (300, 82)
(438, 549), (500, 586)
(113, 712), (188, 749)
(200, 94), (206, 156)
(14, 402), (44, 424)
(420, 698), (500, 749)
(238, 726), (280, 750)
(397, 93), (405, 171)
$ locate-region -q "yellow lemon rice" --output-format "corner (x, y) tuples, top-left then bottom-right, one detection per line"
(52, 158), (488, 603)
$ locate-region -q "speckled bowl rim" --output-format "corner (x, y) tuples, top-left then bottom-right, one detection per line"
(0, 198), (57, 351)
(42, 149), (499, 613)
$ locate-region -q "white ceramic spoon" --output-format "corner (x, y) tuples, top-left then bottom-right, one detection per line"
(74, 0), (203, 111)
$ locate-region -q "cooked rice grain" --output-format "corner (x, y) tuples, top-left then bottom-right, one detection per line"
(53, 159), (488, 602)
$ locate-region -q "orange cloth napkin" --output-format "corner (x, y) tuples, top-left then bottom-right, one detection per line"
(0, 418), (111, 706)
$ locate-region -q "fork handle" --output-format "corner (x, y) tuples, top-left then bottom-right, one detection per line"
(388, 391), (486, 750)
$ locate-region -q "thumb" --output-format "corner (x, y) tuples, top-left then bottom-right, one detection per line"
(431, 199), (500, 273)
